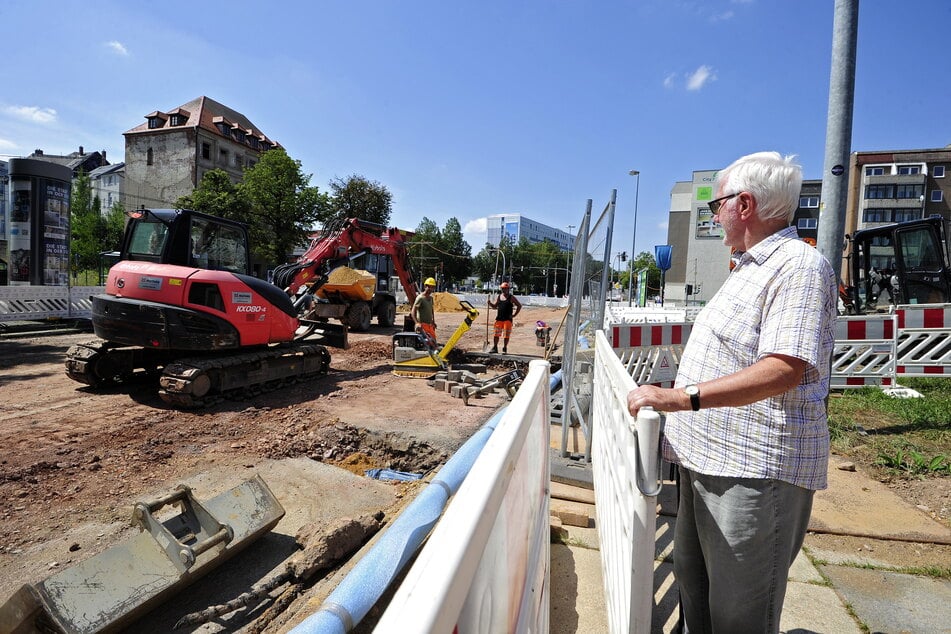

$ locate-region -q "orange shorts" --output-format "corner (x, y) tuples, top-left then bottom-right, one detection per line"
(494, 320), (513, 338)
(418, 322), (437, 345)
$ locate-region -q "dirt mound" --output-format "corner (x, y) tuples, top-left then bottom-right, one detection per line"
(433, 292), (465, 311)
(326, 268), (374, 284)
(341, 340), (392, 363)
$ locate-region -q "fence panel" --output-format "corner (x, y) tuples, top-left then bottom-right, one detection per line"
(375, 360), (551, 633)
(830, 314), (897, 388)
(895, 305), (951, 377)
(593, 330), (662, 634)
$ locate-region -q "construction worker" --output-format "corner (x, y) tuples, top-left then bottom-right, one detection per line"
(488, 282), (521, 354)
(412, 277), (438, 347)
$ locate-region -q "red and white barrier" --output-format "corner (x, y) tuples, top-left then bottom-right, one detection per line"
(894, 305), (951, 378)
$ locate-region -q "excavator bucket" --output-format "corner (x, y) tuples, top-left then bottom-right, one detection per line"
(298, 318), (348, 349)
(0, 475), (284, 634)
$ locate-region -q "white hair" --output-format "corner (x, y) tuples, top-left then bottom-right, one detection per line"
(717, 151), (802, 223)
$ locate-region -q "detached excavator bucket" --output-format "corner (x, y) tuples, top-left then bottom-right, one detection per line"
(0, 475), (284, 634)
(298, 318), (349, 349)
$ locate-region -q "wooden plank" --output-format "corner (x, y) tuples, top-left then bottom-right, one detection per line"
(550, 481), (596, 505)
(550, 497), (595, 528)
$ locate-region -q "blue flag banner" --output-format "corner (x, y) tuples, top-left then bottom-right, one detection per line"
(655, 245), (673, 271)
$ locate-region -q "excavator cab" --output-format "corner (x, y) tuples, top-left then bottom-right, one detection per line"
(123, 208), (250, 275)
(848, 216), (951, 313)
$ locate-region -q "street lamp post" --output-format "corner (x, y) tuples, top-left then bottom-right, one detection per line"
(627, 169), (640, 306)
(565, 224), (575, 298)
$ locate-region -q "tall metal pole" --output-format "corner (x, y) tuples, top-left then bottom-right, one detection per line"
(565, 224), (575, 297)
(627, 169), (640, 305)
(817, 0), (859, 281)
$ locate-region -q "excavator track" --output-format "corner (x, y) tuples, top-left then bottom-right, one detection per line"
(158, 343), (331, 408)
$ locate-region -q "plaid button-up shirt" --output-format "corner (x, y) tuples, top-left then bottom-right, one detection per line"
(663, 226), (838, 490)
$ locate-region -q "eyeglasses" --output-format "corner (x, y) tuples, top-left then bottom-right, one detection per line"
(708, 192), (741, 215)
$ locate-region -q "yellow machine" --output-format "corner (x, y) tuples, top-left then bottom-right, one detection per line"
(392, 300), (479, 377)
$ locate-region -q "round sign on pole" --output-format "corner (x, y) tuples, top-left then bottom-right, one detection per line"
(831, 164), (845, 176)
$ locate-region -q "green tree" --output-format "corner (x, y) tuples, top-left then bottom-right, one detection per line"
(629, 251), (661, 299)
(238, 148), (331, 266)
(326, 174), (392, 226)
(176, 169), (250, 222)
(407, 217), (474, 289)
(69, 170), (107, 274)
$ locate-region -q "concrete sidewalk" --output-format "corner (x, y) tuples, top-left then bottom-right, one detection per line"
(549, 449), (951, 633)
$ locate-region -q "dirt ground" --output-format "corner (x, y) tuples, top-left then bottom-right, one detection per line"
(0, 302), (567, 609)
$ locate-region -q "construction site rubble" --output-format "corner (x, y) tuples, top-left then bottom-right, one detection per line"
(428, 367), (525, 405)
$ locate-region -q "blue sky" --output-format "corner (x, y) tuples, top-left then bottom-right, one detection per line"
(2, 0), (950, 257)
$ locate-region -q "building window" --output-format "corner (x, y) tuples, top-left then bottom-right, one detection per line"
(863, 208), (889, 223)
(894, 208), (921, 222)
(932, 190), (944, 203)
(897, 165), (921, 175)
(934, 166), (946, 178)
(219, 148), (229, 165)
(799, 196), (819, 208)
(216, 122), (231, 136)
(233, 153), (241, 167)
(147, 147), (153, 165)
(202, 142), (211, 160)
(865, 166), (886, 176)
(147, 117), (165, 129)
(865, 184), (893, 199)
(169, 114), (187, 126)
(895, 183), (924, 199)
(797, 217), (818, 229)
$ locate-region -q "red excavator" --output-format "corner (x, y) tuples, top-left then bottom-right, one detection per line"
(65, 209), (419, 406)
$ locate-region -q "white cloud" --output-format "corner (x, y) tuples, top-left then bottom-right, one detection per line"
(463, 217), (488, 248)
(105, 40), (129, 56)
(685, 65), (717, 91)
(0, 137), (16, 150)
(5, 105), (57, 124)
(663, 73), (677, 89)
(710, 10), (734, 22)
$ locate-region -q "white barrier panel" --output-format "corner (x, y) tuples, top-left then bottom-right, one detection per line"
(0, 286), (104, 321)
(831, 314), (897, 388)
(609, 323), (692, 389)
(375, 360), (551, 633)
(593, 330), (662, 634)
(895, 305), (951, 377)
(604, 306), (688, 326)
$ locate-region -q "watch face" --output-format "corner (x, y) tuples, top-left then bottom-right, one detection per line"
(685, 385), (699, 396)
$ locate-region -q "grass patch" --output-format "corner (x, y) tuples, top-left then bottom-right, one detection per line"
(827, 378), (951, 480)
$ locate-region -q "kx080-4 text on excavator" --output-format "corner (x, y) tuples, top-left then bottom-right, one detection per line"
(65, 210), (420, 406)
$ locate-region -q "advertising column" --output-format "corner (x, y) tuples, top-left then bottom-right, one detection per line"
(7, 158), (73, 286)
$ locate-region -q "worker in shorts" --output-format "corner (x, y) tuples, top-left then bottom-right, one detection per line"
(412, 277), (438, 348)
(488, 282), (521, 354)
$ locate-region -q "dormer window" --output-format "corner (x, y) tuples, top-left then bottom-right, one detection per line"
(146, 110), (167, 129)
(212, 116), (233, 137)
(169, 114), (187, 126)
(232, 126), (246, 143)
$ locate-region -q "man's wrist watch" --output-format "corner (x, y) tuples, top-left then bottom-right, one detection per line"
(684, 384), (701, 411)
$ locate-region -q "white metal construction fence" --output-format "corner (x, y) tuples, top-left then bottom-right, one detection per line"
(0, 286), (103, 321)
(592, 330), (663, 634)
(375, 360), (552, 633)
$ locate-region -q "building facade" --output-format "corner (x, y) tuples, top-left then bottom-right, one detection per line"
(89, 163), (125, 214)
(123, 96), (281, 210)
(27, 147), (109, 178)
(846, 147), (951, 234)
(486, 213), (574, 251)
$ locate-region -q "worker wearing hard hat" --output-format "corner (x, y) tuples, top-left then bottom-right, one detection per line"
(412, 277), (438, 347)
(488, 282), (522, 354)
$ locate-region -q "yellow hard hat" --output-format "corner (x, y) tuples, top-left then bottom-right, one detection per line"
(424, 277), (437, 287)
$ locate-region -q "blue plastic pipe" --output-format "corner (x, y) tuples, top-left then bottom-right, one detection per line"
(290, 408), (508, 634)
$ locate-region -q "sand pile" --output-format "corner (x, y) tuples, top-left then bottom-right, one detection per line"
(432, 292), (465, 311)
(327, 267), (374, 284)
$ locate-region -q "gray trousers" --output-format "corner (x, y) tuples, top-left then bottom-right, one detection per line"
(675, 467), (815, 634)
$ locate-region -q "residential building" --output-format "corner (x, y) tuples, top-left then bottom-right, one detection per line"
(123, 96), (281, 210)
(27, 147), (108, 178)
(846, 146), (951, 234)
(486, 213), (574, 251)
(89, 163), (125, 214)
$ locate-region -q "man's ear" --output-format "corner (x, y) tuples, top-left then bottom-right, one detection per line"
(737, 191), (755, 220)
